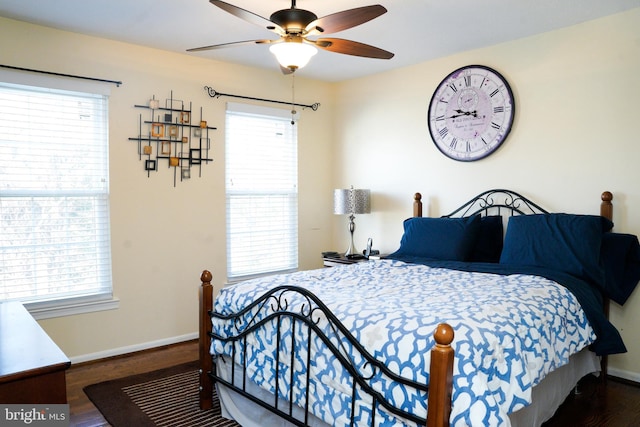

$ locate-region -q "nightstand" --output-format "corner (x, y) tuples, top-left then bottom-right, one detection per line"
(322, 255), (368, 267)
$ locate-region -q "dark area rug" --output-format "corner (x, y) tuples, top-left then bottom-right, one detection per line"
(83, 360), (240, 427)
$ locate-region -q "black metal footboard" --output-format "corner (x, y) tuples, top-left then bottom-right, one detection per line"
(206, 285), (431, 427)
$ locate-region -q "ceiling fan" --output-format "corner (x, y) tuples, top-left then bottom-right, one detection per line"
(187, 0), (394, 73)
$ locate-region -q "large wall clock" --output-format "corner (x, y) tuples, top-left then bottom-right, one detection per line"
(427, 65), (515, 162)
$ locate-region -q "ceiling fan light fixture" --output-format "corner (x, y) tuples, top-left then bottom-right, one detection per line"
(270, 41), (317, 71)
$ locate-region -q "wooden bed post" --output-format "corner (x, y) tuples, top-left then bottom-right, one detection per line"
(414, 192), (423, 218)
(199, 270), (214, 410)
(600, 191), (613, 221)
(427, 323), (454, 427)
(600, 191), (613, 381)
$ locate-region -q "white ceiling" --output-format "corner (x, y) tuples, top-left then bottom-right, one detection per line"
(1, 0), (638, 82)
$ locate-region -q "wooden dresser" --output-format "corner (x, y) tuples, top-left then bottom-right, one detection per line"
(0, 302), (71, 403)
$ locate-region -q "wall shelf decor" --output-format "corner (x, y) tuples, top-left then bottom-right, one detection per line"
(128, 91), (215, 187)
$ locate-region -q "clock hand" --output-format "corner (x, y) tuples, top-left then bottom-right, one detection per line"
(448, 110), (479, 119)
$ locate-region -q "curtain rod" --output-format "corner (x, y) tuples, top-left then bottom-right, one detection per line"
(204, 86), (320, 111)
(0, 64), (122, 87)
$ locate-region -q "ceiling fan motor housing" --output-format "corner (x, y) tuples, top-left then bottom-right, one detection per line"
(270, 8), (318, 34)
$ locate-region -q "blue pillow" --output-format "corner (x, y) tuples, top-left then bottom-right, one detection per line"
(600, 233), (640, 305)
(392, 215), (481, 261)
(500, 214), (613, 285)
(469, 216), (503, 263)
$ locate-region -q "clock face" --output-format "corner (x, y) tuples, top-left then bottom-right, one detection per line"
(428, 65), (515, 161)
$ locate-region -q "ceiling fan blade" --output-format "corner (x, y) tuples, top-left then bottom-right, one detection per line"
(305, 5), (387, 36)
(210, 0), (284, 34)
(313, 38), (394, 59)
(187, 39), (275, 52)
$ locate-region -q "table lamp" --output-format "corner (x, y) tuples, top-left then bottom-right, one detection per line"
(334, 187), (371, 258)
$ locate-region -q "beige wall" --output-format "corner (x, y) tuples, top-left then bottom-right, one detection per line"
(0, 17), (334, 359)
(1, 7), (639, 381)
(333, 8), (640, 380)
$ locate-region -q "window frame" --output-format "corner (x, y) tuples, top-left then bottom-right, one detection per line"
(225, 102), (299, 282)
(0, 70), (118, 319)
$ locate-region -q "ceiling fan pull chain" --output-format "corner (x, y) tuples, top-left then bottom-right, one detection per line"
(291, 73), (297, 125)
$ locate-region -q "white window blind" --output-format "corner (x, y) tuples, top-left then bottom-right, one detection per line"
(0, 82), (113, 305)
(225, 103), (298, 280)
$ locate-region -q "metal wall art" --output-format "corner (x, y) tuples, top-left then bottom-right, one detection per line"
(128, 91), (215, 187)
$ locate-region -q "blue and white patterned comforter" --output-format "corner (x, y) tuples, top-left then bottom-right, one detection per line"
(211, 259), (596, 427)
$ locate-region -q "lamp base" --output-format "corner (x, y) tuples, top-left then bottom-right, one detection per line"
(344, 243), (364, 259)
(343, 214), (364, 259)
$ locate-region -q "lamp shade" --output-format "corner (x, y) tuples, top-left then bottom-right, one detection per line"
(270, 42), (318, 70)
(334, 188), (371, 215)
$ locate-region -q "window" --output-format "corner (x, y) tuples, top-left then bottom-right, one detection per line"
(225, 103), (298, 280)
(0, 80), (113, 316)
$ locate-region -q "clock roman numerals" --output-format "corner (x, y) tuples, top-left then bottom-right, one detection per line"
(445, 138), (472, 153)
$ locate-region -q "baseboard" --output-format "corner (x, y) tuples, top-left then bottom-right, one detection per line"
(608, 366), (640, 384)
(69, 332), (198, 364)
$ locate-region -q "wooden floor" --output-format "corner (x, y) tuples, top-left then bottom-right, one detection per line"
(67, 339), (199, 427)
(67, 340), (640, 427)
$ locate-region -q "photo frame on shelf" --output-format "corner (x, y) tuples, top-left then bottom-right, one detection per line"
(182, 136), (188, 144)
(193, 128), (202, 137)
(180, 111), (190, 124)
(149, 99), (159, 109)
(161, 141), (171, 155)
(190, 148), (202, 165)
(200, 120), (207, 128)
(169, 156), (179, 167)
(164, 113), (172, 122)
(143, 145), (152, 155)
(169, 125), (178, 137)
(145, 160), (156, 171)
(167, 99), (184, 111)
(151, 123), (164, 137)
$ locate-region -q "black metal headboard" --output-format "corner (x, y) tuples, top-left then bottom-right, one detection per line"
(442, 189), (549, 218)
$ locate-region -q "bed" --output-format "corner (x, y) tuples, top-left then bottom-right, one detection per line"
(198, 189), (640, 427)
